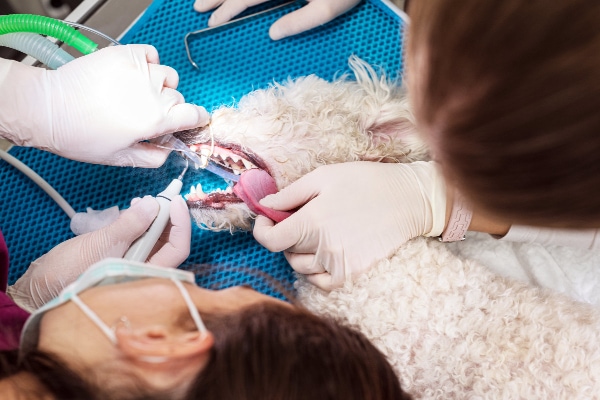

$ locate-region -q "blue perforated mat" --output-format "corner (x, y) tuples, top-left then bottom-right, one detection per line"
(0, 0), (406, 298)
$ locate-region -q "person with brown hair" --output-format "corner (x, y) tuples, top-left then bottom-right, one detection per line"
(245, 0), (600, 288)
(405, 0), (600, 234)
(0, 258), (410, 400)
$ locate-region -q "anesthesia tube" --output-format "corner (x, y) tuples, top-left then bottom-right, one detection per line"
(0, 14), (97, 55)
(0, 32), (74, 70)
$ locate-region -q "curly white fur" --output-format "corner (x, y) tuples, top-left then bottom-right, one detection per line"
(296, 237), (600, 398)
(183, 56), (427, 232)
(185, 56), (600, 397)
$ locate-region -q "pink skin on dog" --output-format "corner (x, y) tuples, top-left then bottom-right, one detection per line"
(233, 169), (293, 222)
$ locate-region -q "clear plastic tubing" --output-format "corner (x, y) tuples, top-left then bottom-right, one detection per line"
(0, 32), (74, 69)
(0, 14), (98, 55)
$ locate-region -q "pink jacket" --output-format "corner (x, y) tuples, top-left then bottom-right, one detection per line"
(0, 229), (29, 351)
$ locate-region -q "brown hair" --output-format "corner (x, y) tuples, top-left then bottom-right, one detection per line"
(406, 0), (600, 228)
(0, 302), (410, 399)
(190, 301), (410, 399)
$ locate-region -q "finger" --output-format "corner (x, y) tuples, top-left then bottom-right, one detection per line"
(160, 87), (186, 108)
(149, 63), (179, 90)
(284, 252), (326, 275)
(194, 0), (225, 12)
(252, 214), (311, 252)
(105, 196), (159, 244)
(305, 272), (340, 292)
(258, 172), (323, 211)
(161, 103), (211, 135)
(148, 196), (191, 267)
(269, 0), (359, 40)
(208, 0), (266, 26)
(125, 43), (160, 64)
(108, 143), (171, 168)
(142, 44), (160, 64)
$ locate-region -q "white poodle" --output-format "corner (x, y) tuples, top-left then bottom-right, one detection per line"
(175, 56), (427, 232)
(175, 57), (600, 398)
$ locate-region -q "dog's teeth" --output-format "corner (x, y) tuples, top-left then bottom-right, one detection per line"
(225, 186), (233, 193)
(189, 186), (196, 194)
(229, 154), (240, 163)
(200, 155), (209, 166)
(196, 183), (204, 194)
(233, 169), (242, 175)
(184, 194), (189, 200)
(242, 159), (255, 169)
(200, 147), (211, 157)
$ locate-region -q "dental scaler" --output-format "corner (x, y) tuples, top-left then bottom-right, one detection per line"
(124, 161), (189, 262)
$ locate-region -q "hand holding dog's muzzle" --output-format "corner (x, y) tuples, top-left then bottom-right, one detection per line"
(252, 161), (447, 291)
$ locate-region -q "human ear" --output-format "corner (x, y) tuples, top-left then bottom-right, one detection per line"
(114, 325), (214, 362)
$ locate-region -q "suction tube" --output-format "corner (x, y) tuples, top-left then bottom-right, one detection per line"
(0, 14), (97, 55)
(0, 32), (74, 69)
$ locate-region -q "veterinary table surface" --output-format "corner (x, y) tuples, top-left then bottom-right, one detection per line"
(0, 0), (407, 298)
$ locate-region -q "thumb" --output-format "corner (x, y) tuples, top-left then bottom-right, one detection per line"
(104, 196), (159, 245)
(259, 170), (323, 211)
(109, 143), (171, 168)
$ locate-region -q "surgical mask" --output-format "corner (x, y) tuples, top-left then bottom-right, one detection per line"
(20, 258), (208, 359)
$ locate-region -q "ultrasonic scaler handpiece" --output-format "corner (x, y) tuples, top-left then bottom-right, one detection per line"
(124, 160), (188, 262)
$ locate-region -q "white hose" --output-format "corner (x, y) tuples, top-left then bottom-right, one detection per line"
(0, 32), (75, 70)
(0, 148), (76, 218)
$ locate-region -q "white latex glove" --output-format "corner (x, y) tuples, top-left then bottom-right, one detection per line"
(7, 195), (192, 312)
(0, 44), (209, 167)
(253, 161), (446, 291)
(193, 0), (361, 40)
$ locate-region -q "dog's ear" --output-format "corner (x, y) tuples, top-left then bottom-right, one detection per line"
(348, 56), (429, 162)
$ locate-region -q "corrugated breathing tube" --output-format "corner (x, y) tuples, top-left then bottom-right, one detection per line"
(0, 32), (74, 70)
(0, 14), (98, 55)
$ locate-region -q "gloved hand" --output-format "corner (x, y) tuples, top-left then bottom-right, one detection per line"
(0, 44), (209, 167)
(253, 161), (446, 291)
(193, 0), (361, 40)
(7, 195), (191, 312)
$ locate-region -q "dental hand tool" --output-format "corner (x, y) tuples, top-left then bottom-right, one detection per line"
(152, 134), (241, 182)
(124, 162), (189, 262)
(204, 160), (241, 182)
(152, 134), (204, 168)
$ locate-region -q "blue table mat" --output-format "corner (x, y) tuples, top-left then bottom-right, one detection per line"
(0, 0), (406, 298)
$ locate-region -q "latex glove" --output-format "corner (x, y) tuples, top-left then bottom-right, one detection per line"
(0, 44), (209, 167)
(193, 0), (361, 40)
(253, 161), (446, 291)
(7, 195), (191, 312)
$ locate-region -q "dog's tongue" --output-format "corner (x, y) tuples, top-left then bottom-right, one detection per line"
(233, 169), (293, 222)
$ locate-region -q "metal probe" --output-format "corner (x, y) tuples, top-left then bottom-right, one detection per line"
(124, 161), (189, 262)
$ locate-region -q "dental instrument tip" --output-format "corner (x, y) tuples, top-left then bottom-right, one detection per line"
(178, 159), (189, 181)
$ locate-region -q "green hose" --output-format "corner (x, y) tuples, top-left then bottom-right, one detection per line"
(0, 14), (98, 55)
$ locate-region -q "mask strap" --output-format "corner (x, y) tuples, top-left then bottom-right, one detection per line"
(70, 293), (118, 344)
(171, 278), (208, 338)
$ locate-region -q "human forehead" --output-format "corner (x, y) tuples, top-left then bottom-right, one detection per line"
(81, 278), (287, 310)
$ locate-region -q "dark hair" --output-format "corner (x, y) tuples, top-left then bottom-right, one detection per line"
(406, 0), (600, 228)
(0, 302), (410, 400)
(190, 302), (410, 400)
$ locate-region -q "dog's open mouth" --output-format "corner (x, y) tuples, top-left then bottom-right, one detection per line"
(183, 142), (262, 204)
(182, 141), (292, 222)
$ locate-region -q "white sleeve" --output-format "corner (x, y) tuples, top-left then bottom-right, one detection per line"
(499, 225), (600, 250)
